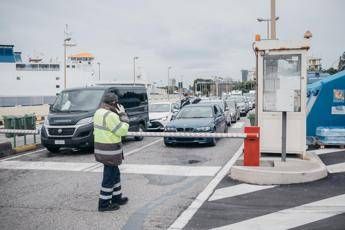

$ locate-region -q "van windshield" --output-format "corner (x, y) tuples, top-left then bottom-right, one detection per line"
(52, 89), (105, 112)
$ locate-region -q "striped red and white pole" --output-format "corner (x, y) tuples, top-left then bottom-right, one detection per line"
(0, 129), (39, 135)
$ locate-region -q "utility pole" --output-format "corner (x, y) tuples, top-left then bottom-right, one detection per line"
(63, 24), (76, 89)
(167, 66), (172, 101)
(133, 57), (139, 85)
(271, 0), (276, 39)
(97, 62), (101, 81)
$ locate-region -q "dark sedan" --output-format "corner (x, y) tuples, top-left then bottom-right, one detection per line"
(164, 104), (227, 146)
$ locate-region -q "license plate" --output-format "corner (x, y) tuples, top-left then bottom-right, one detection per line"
(54, 140), (65, 145)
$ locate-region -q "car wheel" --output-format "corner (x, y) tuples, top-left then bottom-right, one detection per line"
(134, 124), (145, 141)
(164, 140), (173, 147)
(47, 146), (60, 153)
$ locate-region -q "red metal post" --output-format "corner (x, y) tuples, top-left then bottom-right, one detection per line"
(244, 126), (260, 166)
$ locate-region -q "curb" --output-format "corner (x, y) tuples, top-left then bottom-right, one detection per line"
(229, 152), (328, 185)
(14, 144), (39, 154)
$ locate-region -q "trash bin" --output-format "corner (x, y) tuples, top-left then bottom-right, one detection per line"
(3, 115), (22, 138)
(22, 114), (36, 130)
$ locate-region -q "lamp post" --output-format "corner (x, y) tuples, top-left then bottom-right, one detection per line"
(63, 24), (76, 89)
(133, 56), (139, 85)
(167, 66), (172, 101)
(97, 62), (101, 81)
(256, 16), (279, 39)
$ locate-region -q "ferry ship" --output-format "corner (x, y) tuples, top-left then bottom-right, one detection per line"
(0, 44), (98, 107)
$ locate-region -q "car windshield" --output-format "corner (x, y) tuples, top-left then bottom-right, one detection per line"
(150, 104), (170, 112)
(177, 106), (213, 119)
(52, 89), (105, 112)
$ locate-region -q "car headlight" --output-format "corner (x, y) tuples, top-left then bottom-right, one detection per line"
(77, 117), (93, 125)
(165, 126), (176, 132)
(195, 126), (212, 132)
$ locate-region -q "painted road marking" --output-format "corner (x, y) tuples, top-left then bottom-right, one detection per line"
(124, 138), (162, 157)
(312, 148), (345, 155)
(83, 138), (163, 172)
(211, 194), (345, 230)
(208, 184), (276, 202)
(327, 162), (345, 174)
(168, 144), (244, 230)
(0, 160), (221, 177)
(231, 122), (244, 129)
(0, 148), (46, 162)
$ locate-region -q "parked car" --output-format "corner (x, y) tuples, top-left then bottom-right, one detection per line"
(198, 99), (232, 126)
(229, 96), (248, 116)
(225, 100), (240, 122)
(164, 104), (227, 146)
(147, 102), (180, 131)
(41, 83), (149, 153)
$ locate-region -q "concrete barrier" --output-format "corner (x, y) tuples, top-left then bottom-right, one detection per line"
(0, 141), (13, 157)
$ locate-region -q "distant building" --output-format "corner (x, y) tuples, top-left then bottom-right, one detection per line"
(241, 70), (248, 82)
(308, 57), (322, 71)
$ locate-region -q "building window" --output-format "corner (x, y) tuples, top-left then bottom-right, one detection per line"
(72, 65), (75, 68)
(88, 62), (91, 65)
(16, 76), (22, 80)
(67, 65), (70, 68)
(56, 85), (60, 88)
(56, 77), (60, 80)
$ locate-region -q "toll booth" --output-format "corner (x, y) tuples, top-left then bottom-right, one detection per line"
(254, 39), (309, 157)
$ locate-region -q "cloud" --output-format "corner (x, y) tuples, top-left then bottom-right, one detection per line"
(1, 0), (344, 86)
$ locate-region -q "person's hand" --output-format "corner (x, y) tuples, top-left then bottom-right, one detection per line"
(115, 104), (126, 114)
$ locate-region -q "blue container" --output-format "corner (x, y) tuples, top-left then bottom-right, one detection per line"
(307, 70), (345, 145)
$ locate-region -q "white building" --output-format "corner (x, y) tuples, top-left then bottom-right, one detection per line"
(0, 44), (98, 106)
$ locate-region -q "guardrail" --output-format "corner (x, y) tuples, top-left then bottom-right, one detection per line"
(0, 127), (261, 166)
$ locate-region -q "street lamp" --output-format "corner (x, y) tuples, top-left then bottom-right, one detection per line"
(97, 62), (101, 81)
(167, 66), (172, 101)
(256, 16), (279, 39)
(133, 56), (139, 85)
(63, 24), (76, 89)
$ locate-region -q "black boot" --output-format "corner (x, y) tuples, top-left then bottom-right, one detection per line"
(98, 202), (120, 212)
(112, 197), (128, 206)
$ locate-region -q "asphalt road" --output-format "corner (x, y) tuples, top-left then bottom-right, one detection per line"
(0, 120), (245, 230)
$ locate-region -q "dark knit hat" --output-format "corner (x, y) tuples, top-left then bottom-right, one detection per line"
(102, 93), (118, 105)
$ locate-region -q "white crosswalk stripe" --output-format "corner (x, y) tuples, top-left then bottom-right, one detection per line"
(312, 148), (345, 155)
(208, 184), (276, 201)
(211, 194), (345, 230)
(0, 160), (221, 177)
(327, 162), (345, 174)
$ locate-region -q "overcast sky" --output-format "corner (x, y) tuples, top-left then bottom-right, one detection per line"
(2, 0), (345, 86)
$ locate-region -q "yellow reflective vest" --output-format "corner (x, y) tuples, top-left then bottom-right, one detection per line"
(93, 108), (129, 166)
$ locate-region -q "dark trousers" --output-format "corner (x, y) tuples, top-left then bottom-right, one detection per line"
(99, 165), (122, 208)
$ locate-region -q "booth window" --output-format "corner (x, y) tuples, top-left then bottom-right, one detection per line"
(263, 54), (301, 112)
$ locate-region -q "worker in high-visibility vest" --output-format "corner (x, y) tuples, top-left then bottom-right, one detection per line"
(93, 93), (129, 212)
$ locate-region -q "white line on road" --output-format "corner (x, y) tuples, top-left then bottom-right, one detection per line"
(168, 144), (244, 230)
(124, 138), (162, 157)
(311, 148), (345, 155)
(0, 160), (221, 177)
(83, 138), (163, 172)
(327, 162), (345, 174)
(231, 122), (244, 129)
(208, 184), (276, 202)
(0, 148), (46, 162)
(211, 194), (345, 230)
